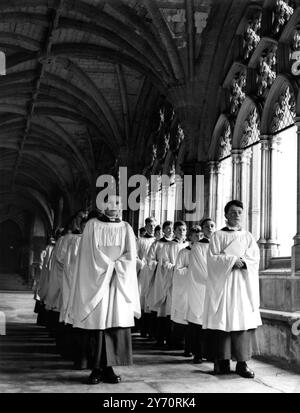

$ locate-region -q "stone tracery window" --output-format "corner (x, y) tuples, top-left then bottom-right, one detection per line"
(270, 86), (296, 133)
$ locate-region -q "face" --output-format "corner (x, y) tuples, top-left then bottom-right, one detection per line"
(155, 229), (162, 240)
(190, 231), (201, 243)
(104, 195), (122, 218)
(163, 224), (173, 239)
(145, 219), (156, 235)
(75, 211), (86, 226)
(174, 225), (187, 241)
(202, 220), (216, 239)
(225, 205), (243, 228)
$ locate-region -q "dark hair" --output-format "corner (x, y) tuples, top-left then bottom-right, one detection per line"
(224, 200), (243, 214)
(173, 220), (187, 231)
(145, 217), (155, 225)
(162, 220), (173, 230)
(200, 218), (214, 227)
(87, 210), (103, 221)
(139, 227), (146, 235)
(189, 225), (202, 234)
(155, 225), (161, 233)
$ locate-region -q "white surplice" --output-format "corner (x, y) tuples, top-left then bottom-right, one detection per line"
(136, 235), (155, 310)
(70, 219), (141, 330)
(145, 239), (170, 313)
(38, 243), (55, 303)
(154, 240), (189, 317)
(171, 246), (190, 325)
(44, 234), (73, 312)
(202, 229), (262, 332)
(59, 234), (82, 324)
(186, 241), (209, 325)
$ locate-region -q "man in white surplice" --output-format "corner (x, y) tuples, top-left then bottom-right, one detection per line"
(70, 195), (141, 385)
(202, 200), (261, 379)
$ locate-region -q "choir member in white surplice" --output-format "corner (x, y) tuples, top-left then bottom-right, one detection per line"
(70, 195), (141, 385)
(154, 221), (188, 348)
(136, 217), (156, 337)
(144, 221), (173, 342)
(35, 236), (55, 326)
(171, 227), (201, 356)
(202, 200), (261, 379)
(186, 219), (215, 364)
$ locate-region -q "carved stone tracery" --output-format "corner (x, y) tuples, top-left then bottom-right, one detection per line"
(256, 46), (277, 96)
(241, 108), (260, 148)
(243, 13), (261, 61)
(272, 0), (294, 35)
(271, 87), (296, 133)
(218, 123), (232, 159)
(230, 70), (246, 116)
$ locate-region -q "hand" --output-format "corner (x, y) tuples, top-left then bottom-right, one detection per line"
(233, 257), (244, 270)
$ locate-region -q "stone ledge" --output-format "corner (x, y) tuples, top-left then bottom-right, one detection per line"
(260, 308), (300, 324)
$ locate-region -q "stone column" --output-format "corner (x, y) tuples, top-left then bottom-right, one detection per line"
(215, 161), (223, 229)
(174, 174), (183, 221)
(258, 136), (270, 269)
(161, 181), (169, 224)
(265, 135), (280, 265)
(292, 119), (300, 275)
(232, 149), (243, 200)
(208, 161), (217, 222)
(240, 148), (252, 229)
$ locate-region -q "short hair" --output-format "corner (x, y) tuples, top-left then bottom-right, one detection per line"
(145, 217), (155, 225)
(139, 227), (146, 235)
(162, 220), (173, 230)
(155, 225), (161, 233)
(224, 200), (243, 214)
(173, 220), (187, 231)
(189, 225), (202, 235)
(200, 218), (214, 227)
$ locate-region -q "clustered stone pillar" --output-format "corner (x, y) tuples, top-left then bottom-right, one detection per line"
(258, 136), (269, 269)
(292, 119), (300, 276)
(240, 148), (252, 229)
(231, 149), (243, 200)
(207, 161), (217, 223)
(263, 135), (280, 267)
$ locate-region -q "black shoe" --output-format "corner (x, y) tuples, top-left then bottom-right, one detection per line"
(236, 362), (255, 379)
(88, 368), (102, 385)
(102, 367), (121, 384)
(214, 359), (230, 375)
(193, 356), (203, 364)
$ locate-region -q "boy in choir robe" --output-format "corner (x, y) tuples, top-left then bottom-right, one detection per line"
(145, 221), (173, 342)
(136, 217), (156, 337)
(35, 236), (55, 326)
(45, 217), (84, 355)
(202, 200), (262, 378)
(70, 195), (141, 385)
(154, 221), (188, 348)
(186, 219), (215, 364)
(58, 215), (87, 361)
(171, 226), (202, 356)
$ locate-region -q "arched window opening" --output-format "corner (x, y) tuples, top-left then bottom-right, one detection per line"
(275, 125), (297, 256)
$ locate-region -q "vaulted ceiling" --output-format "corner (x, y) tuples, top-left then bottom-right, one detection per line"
(0, 0), (260, 235)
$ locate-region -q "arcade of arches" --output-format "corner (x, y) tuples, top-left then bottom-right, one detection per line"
(0, 0), (300, 367)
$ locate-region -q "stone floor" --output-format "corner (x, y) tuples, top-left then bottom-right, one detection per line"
(0, 291), (299, 393)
